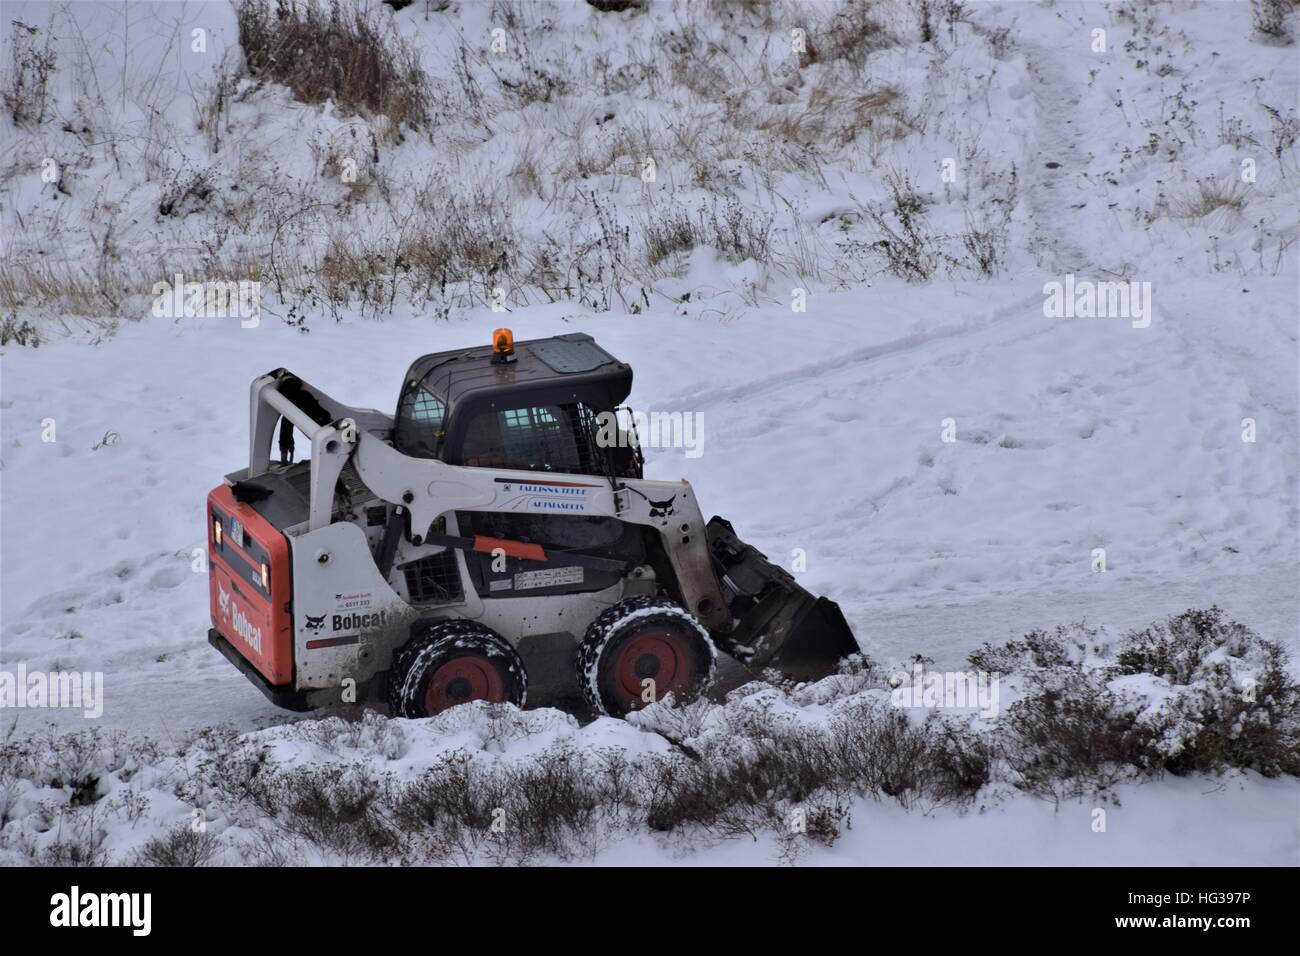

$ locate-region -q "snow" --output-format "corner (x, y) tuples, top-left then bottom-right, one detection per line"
(1, 688), (1294, 866)
(588, 776), (1299, 867)
(3, 279), (1293, 737)
(1, 0), (1297, 865)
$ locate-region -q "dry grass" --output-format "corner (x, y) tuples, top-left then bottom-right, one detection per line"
(638, 199), (773, 268)
(192, 56), (240, 155)
(1, 0), (1024, 329)
(236, 0), (431, 138)
(0, 259), (135, 319)
(800, 0), (897, 68)
(2, 19), (56, 126)
(1167, 176), (1249, 220)
(858, 169), (940, 282)
(0, 252), (266, 324)
(764, 81), (902, 148)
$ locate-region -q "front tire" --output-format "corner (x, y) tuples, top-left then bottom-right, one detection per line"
(389, 620), (527, 717)
(578, 596), (716, 718)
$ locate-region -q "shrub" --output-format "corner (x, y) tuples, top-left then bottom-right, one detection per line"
(1000, 671), (1156, 799)
(267, 765), (397, 860)
(236, 0), (431, 134)
(960, 210), (1008, 277)
(135, 825), (221, 866)
(1116, 606), (1250, 683)
(1263, 103), (1300, 160)
(861, 171), (941, 282)
(968, 625), (1081, 673)
(802, 2), (896, 68)
(1, 611), (1292, 865)
(642, 205), (698, 266)
(979, 608), (1300, 788)
(2, 20), (56, 126)
(0, 314), (41, 347)
(1251, 0), (1294, 43)
(586, 0), (647, 11)
(158, 170), (215, 218)
(1115, 607), (1300, 777)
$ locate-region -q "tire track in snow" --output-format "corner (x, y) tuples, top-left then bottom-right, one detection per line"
(654, 290), (1046, 414)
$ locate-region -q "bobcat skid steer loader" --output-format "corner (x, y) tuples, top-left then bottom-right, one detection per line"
(206, 329), (859, 718)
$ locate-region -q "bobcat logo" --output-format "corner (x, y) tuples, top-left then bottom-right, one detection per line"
(648, 495), (676, 519)
(217, 586), (230, 616)
(304, 614), (327, 632)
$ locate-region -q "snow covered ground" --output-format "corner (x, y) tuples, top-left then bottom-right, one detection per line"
(1, 0), (1297, 865)
(0, 277), (1296, 734)
(4, 697), (1297, 866)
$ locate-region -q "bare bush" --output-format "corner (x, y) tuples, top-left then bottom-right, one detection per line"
(1117, 606), (1249, 683)
(969, 625), (1076, 673)
(265, 766), (398, 861)
(1251, 0), (1294, 43)
(135, 825), (221, 866)
(860, 171), (941, 282)
(2, 20), (56, 125)
(37, 831), (110, 867)
(1000, 671), (1155, 799)
(236, 0), (431, 136)
(1, 608), (1294, 865)
(960, 209), (1008, 277)
(193, 57), (240, 155)
(175, 691), (993, 864)
(0, 313), (41, 347)
(1262, 103), (1300, 160)
(641, 204), (698, 266)
(586, 0), (647, 12)
(158, 169), (215, 218)
(802, 1), (896, 68)
(701, 199), (774, 264)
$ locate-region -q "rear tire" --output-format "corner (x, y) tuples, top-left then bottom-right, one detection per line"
(389, 620), (527, 718)
(578, 595), (716, 718)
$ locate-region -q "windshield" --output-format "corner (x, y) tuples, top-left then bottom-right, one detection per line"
(460, 402), (599, 472)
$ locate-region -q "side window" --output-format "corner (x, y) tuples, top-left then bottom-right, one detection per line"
(462, 403), (599, 473)
(394, 385), (446, 459)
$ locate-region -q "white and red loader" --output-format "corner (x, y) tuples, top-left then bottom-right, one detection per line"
(208, 330), (858, 718)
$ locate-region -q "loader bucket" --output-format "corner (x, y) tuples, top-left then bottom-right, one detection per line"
(705, 517), (861, 682)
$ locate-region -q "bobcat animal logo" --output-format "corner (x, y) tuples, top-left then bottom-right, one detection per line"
(305, 614), (327, 632)
(217, 586), (230, 615)
(647, 495), (676, 518)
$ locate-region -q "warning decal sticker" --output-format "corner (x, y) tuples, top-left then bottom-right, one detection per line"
(514, 566), (584, 590)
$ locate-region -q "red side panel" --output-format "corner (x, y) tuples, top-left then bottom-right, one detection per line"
(208, 485), (293, 685)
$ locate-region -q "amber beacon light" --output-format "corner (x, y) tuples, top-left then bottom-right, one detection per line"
(491, 327), (515, 363)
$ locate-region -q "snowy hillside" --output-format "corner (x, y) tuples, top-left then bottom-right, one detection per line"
(1, 0), (1297, 866)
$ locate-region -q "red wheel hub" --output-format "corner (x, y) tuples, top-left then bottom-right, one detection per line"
(424, 655), (506, 714)
(614, 630), (696, 707)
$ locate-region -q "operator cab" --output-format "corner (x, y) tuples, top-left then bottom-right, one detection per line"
(393, 331), (642, 479)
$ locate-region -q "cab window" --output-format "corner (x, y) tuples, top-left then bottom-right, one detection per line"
(394, 383), (447, 459)
(461, 403), (599, 473)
